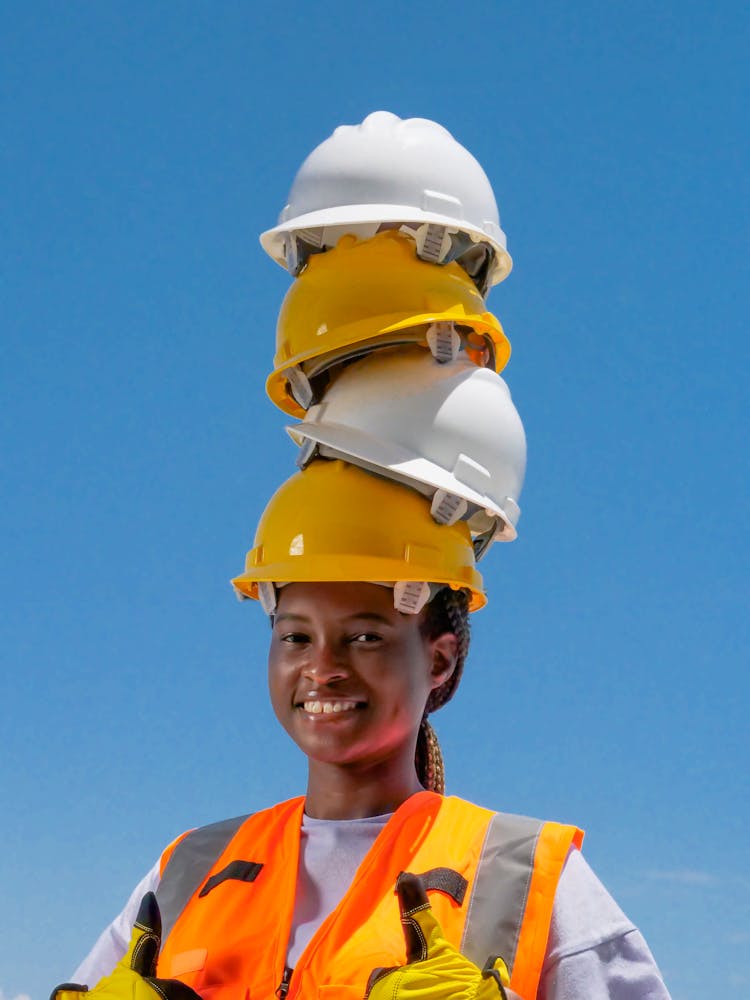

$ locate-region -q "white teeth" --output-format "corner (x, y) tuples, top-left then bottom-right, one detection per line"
(303, 700), (358, 714)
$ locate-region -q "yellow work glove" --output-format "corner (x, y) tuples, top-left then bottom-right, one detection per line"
(51, 892), (202, 1000)
(366, 873), (512, 1000)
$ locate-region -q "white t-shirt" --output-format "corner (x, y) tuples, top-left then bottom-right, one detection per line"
(72, 813), (671, 1000)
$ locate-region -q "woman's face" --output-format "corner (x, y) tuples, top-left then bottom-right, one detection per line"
(267, 582), (456, 771)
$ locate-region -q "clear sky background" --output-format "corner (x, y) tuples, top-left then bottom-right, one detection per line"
(2, 4), (748, 999)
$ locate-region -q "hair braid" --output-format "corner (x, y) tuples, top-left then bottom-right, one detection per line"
(416, 717), (445, 794)
(415, 588), (471, 794)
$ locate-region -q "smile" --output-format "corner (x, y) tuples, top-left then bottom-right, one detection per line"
(301, 700), (362, 715)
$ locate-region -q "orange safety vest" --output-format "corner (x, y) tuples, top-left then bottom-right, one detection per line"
(155, 792), (583, 1000)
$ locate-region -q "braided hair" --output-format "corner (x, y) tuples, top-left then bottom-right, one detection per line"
(415, 587), (471, 794)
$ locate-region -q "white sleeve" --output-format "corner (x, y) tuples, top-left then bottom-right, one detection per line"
(69, 859), (162, 987)
(539, 849), (672, 1000)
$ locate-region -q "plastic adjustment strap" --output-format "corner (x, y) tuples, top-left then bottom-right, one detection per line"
(414, 223), (453, 264)
(297, 227), (324, 249)
(285, 229), (326, 275)
(257, 582), (277, 615)
(393, 581), (431, 615)
(296, 438), (318, 470)
(286, 366), (314, 410)
(284, 235), (301, 275)
(431, 489), (468, 526)
(426, 322), (461, 363)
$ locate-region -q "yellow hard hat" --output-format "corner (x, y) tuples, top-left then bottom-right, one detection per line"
(266, 231), (510, 418)
(231, 460), (486, 612)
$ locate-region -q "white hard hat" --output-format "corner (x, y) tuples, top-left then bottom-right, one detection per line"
(261, 111), (511, 291)
(286, 347), (526, 555)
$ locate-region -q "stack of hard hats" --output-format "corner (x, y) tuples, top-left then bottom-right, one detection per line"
(232, 111), (526, 615)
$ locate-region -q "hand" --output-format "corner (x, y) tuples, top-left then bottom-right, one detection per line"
(51, 893), (202, 1000)
(366, 873), (524, 1000)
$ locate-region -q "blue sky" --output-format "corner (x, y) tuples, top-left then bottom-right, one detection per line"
(2, 4), (748, 999)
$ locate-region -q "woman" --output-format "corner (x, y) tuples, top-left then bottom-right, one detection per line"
(67, 462), (671, 1000)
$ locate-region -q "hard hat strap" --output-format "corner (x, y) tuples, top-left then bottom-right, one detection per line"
(430, 490), (469, 526)
(403, 223), (496, 296)
(257, 581), (277, 615)
(283, 224), (496, 295)
(286, 366), (314, 410)
(256, 580), (443, 617)
(409, 222), (455, 264)
(392, 581), (433, 614)
(295, 437), (319, 470)
(426, 322), (461, 363)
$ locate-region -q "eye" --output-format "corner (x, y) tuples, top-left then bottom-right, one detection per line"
(350, 632), (383, 644)
(279, 631), (310, 645)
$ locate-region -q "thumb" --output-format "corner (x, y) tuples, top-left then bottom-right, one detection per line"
(395, 872), (443, 964)
(130, 893), (204, 1000)
(122, 892), (162, 977)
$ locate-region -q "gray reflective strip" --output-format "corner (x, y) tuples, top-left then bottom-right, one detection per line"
(460, 812), (543, 972)
(156, 815), (250, 943)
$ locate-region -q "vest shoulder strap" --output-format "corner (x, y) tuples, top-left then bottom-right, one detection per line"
(455, 800), (582, 998)
(157, 814), (250, 941)
(460, 808), (545, 970)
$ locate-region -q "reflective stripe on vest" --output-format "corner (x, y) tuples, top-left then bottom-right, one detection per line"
(158, 815), (249, 943)
(156, 793), (583, 1000)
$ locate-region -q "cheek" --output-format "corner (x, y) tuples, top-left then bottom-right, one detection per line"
(267, 653), (291, 720)
(383, 641), (436, 716)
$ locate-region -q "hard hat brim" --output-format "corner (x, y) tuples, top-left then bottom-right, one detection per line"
(286, 423), (519, 538)
(232, 562), (486, 612)
(260, 204), (512, 284)
(267, 314), (510, 419)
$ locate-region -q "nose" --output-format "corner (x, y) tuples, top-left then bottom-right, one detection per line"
(302, 640), (349, 684)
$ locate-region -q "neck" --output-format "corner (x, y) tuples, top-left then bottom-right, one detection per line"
(304, 757), (426, 819)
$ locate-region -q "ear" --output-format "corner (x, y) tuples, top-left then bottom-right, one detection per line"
(429, 632), (458, 691)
